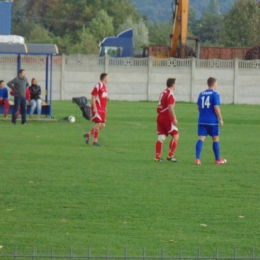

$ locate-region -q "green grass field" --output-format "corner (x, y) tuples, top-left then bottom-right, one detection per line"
(0, 101), (260, 257)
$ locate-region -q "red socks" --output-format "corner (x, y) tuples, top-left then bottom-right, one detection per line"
(168, 139), (178, 158)
(86, 128), (95, 138)
(93, 128), (99, 144)
(155, 141), (163, 159)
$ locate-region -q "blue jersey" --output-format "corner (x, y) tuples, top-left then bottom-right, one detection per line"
(197, 89), (220, 125)
(0, 87), (8, 100)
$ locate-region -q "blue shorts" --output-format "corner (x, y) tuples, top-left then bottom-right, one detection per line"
(198, 124), (219, 137)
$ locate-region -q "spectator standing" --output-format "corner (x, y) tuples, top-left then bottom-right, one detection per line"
(7, 69), (29, 125)
(29, 78), (42, 119)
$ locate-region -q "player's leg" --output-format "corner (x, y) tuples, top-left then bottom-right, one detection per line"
(155, 116), (167, 162)
(195, 125), (207, 164)
(211, 126), (227, 164)
(83, 110), (100, 144)
(83, 128), (94, 144)
(92, 112), (106, 146)
(167, 132), (179, 162)
(155, 135), (166, 162)
(99, 122), (106, 130)
(93, 122), (103, 146)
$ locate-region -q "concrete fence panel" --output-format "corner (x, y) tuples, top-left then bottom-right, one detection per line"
(1, 54), (260, 105)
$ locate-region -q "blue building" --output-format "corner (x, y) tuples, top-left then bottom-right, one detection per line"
(0, 1), (12, 35)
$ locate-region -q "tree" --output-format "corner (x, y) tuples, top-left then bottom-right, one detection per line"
(206, 0), (221, 15)
(148, 21), (172, 45)
(89, 10), (114, 43)
(222, 0), (260, 47)
(118, 16), (149, 50)
(24, 0), (139, 38)
(69, 27), (99, 54)
(11, 0), (142, 54)
(26, 24), (55, 44)
(188, 7), (199, 36)
(189, 0), (223, 46)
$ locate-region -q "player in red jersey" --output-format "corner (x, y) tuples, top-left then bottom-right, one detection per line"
(83, 73), (108, 146)
(155, 78), (179, 162)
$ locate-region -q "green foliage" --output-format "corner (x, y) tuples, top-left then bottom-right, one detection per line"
(206, 0), (221, 15)
(89, 10), (114, 43)
(118, 16), (149, 50)
(132, 0), (239, 21)
(222, 0), (260, 47)
(195, 11), (223, 45)
(0, 101), (260, 254)
(11, 0), (140, 54)
(10, 0), (253, 51)
(148, 21), (172, 45)
(147, 0), (224, 48)
(69, 27), (99, 54)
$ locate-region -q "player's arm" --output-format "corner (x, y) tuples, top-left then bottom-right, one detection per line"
(168, 104), (178, 126)
(214, 105), (224, 127)
(91, 95), (97, 113)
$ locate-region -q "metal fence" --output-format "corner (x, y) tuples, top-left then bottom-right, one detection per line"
(0, 247), (259, 260)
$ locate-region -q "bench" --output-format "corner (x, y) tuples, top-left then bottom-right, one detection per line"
(0, 103), (51, 116)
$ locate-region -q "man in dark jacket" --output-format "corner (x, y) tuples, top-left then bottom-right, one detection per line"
(7, 69), (29, 125)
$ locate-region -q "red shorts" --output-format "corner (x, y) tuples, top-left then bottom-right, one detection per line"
(157, 114), (178, 136)
(91, 110), (106, 123)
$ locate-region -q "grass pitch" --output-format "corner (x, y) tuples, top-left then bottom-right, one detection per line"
(0, 101), (260, 256)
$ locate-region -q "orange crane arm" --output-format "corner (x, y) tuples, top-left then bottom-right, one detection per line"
(169, 0), (190, 58)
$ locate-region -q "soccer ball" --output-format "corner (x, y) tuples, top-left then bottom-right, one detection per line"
(68, 116), (76, 123)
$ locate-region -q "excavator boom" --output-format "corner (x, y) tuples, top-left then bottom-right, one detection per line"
(144, 0), (199, 58)
(170, 0), (190, 58)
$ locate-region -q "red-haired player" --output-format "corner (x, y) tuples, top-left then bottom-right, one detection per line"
(83, 73), (108, 146)
(155, 78), (179, 162)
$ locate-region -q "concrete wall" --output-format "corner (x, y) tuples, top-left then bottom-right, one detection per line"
(1, 54), (260, 104)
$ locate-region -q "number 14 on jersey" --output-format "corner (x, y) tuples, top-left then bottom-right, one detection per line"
(201, 96), (211, 109)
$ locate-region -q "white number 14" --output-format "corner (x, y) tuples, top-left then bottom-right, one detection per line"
(201, 96), (211, 108)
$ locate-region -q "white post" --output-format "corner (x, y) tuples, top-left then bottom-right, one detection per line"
(233, 58), (238, 104)
(190, 57), (196, 103)
(104, 55), (109, 73)
(60, 53), (66, 101)
(147, 56), (152, 101)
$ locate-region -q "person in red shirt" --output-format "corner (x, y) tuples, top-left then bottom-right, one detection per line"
(83, 73), (108, 146)
(155, 78), (179, 162)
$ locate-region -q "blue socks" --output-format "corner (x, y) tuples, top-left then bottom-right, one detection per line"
(196, 140), (204, 159)
(213, 142), (220, 161)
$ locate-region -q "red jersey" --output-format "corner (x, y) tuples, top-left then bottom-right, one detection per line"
(91, 82), (108, 112)
(157, 88), (175, 118)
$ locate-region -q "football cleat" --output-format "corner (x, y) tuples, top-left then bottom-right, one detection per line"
(154, 158), (164, 162)
(167, 156), (178, 162)
(93, 142), (100, 146)
(215, 158), (227, 164)
(195, 159), (201, 165)
(83, 134), (89, 144)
